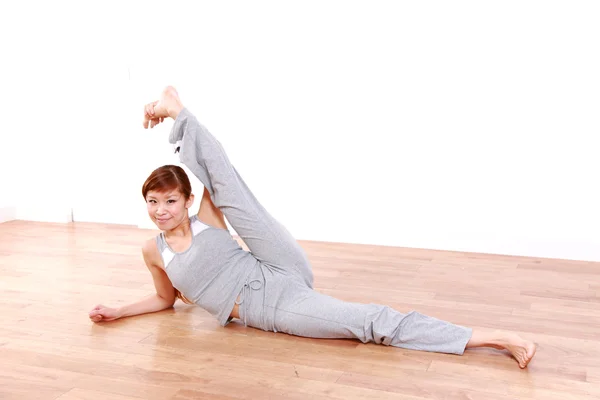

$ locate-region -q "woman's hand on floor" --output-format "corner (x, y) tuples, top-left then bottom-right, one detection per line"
(89, 304), (121, 323)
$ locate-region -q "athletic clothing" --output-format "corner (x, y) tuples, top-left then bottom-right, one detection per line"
(155, 214), (259, 326)
(155, 108), (472, 355)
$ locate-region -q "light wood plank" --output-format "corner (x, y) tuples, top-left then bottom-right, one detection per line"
(56, 388), (144, 400)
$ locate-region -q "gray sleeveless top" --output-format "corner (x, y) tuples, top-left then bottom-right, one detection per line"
(155, 214), (260, 326)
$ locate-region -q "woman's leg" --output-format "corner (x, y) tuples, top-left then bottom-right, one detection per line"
(268, 285), (536, 368)
(149, 87), (314, 288)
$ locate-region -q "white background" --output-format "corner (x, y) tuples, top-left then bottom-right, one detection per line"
(1, 1), (599, 261)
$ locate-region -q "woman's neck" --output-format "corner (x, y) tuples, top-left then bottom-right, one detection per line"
(163, 216), (191, 239)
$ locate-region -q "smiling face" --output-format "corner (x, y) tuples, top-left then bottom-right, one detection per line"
(146, 189), (194, 230)
(142, 165), (195, 232)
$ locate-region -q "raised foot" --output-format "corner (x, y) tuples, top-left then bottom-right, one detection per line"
(143, 86), (184, 129)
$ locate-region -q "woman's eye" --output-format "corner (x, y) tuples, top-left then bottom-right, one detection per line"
(168, 200), (176, 204)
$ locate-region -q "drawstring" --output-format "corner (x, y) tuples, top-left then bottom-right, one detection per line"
(235, 278), (263, 326)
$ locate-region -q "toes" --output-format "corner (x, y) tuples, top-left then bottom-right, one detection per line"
(513, 348), (530, 369)
(519, 347), (535, 368)
(519, 355), (528, 368)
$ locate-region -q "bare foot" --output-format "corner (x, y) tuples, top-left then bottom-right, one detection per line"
(497, 331), (537, 368)
(143, 86), (184, 129)
(466, 329), (537, 368)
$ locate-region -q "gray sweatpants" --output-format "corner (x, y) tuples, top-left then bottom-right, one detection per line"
(170, 108), (473, 355)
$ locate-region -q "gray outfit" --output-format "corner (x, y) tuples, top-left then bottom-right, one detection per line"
(156, 108), (473, 355)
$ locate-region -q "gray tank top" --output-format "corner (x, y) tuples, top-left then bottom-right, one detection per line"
(155, 214), (260, 326)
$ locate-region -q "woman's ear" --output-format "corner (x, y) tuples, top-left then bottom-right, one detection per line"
(186, 193), (195, 209)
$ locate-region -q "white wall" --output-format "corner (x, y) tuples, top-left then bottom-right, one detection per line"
(3, 1), (600, 262)
(1, 2), (136, 224)
(0, 95), (14, 222)
(1, 2), (84, 223)
(0, 4), (18, 222)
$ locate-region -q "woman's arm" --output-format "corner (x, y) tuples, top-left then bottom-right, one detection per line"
(89, 239), (177, 323)
(197, 186), (228, 230)
(116, 292), (174, 319)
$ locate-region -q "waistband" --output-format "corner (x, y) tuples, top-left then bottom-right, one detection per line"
(234, 263), (267, 328)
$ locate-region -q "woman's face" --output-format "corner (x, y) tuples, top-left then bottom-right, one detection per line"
(146, 189), (194, 230)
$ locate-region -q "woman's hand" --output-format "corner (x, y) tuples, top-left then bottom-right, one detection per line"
(143, 101), (166, 129)
(89, 304), (121, 323)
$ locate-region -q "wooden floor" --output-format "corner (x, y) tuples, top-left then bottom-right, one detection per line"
(1, 220), (600, 400)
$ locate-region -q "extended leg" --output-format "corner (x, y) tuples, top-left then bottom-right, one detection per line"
(148, 88), (313, 288)
(269, 286), (473, 355)
(266, 286), (536, 367)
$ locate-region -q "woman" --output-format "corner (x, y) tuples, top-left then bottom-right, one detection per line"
(89, 86), (537, 368)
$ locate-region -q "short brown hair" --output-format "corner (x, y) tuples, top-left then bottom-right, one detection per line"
(142, 165), (192, 200)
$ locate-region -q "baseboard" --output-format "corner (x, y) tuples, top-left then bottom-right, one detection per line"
(0, 206), (17, 223)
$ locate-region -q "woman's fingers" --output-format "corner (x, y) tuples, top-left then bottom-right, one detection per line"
(89, 304), (111, 322)
(142, 100), (164, 129)
(90, 313), (103, 321)
(143, 108), (151, 128)
(142, 101), (162, 129)
(147, 101), (157, 116)
(90, 305), (102, 314)
(150, 117), (164, 128)
(89, 305), (107, 315)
